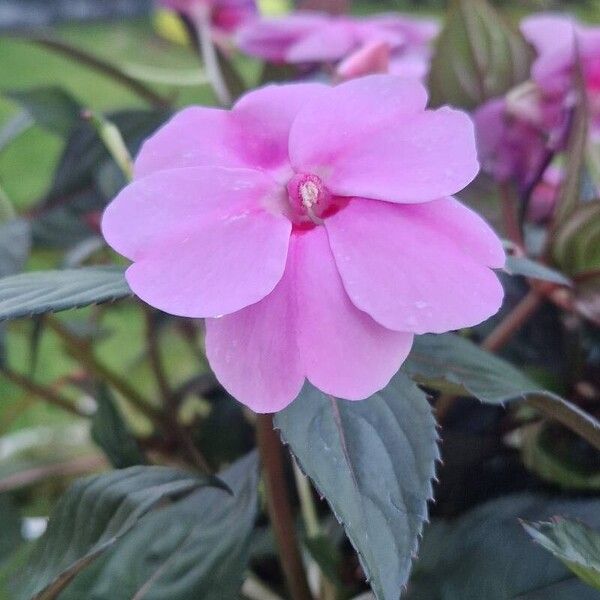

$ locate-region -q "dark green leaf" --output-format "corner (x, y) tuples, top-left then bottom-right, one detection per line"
(428, 0), (533, 109)
(60, 452), (259, 600)
(275, 373), (439, 600)
(404, 334), (600, 450)
(0, 266), (132, 321)
(91, 385), (146, 469)
(504, 255), (571, 286)
(521, 423), (600, 491)
(4, 87), (82, 137)
(15, 466), (226, 600)
(404, 333), (540, 402)
(408, 494), (600, 599)
(303, 534), (343, 589)
(0, 218), (31, 279)
(553, 202), (600, 276)
(523, 519), (600, 590)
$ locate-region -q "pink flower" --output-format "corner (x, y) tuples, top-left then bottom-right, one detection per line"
(102, 76), (504, 412)
(474, 97), (549, 185)
(336, 41), (432, 81)
(528, 166), (563, 223)
(160, 0), (256, 33)
(237, 11), (438, 66)
(522, 14), (600, 129)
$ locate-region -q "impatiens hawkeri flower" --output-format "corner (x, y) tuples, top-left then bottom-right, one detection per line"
(237, 11), (438, 67)
(102, 76), (505, 412)
(522, 13), (600, 129)
(160, 0), (257, 33)
(335, 40), (432, 82)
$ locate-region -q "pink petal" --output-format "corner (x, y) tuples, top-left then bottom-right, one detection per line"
(322, 106), (479, 203)
(294, 226), (413, 400)
(231, 83), (328, 175)
(286, 21), (357, 63)
(326, 197), (504, 334)
(336, 41), (391, 81)
(102, 167), (281, 261)
(102, 166), (291, 318)
(135, 83), (326, 178)
(521, 14), (576, 57)
(205, 226), (413, 411)
(289, 75), (428, 172)
(134, 107), (244, 178)
(205, 267), (304, 413)
(236, 13), (328, 62)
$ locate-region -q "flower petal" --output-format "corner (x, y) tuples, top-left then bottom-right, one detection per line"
(205, 267), (304, 414)
(102, 166), (282, 261)
(104, 166), (291, 319)
(289, 75), (428, 172)
(286, 22), (357, 63)
(134, 107), (244, 178)
(135, 83), (327, 178)
(294, 226), (414, 400)
(323, 107), (479, 203)
(205, 226), (413, 411)
(236, 13), (328, 62)
(125, 206), (291, 318)
(326, 197), (504, 334)
(231, 83), (328, 174)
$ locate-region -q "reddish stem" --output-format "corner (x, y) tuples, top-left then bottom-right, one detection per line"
(256, 414), (313, 600)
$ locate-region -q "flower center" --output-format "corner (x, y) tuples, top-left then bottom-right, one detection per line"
(286, 173), (330, 225)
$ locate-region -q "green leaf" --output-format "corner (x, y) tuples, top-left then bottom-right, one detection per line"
(504, 255), (571, 286)
(4, 87), (82, 137)
(15, 466), (226, 600)
(60, 452), (259, 600)
(0, 218), (31, 278)
(303, 534), (343, 589)
(553, 202), (600, 276)
(523, 519), (600, 590)
(428, 0), (533, 109)
(404, 333), (540, 402)
(0, 266), (132, 321)
(408, 494), (600, 599)
(521, 423), (600, 491)
(91, 385), (146, 469)
(275, 373), (439, 600)
(404, 334), (600, 450)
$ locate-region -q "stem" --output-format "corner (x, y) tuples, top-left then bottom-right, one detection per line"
(0, 366), (88, 418)
(481, 289), (544, 352)
(192, 7), (232, 106)
(499, 181), (524, 249)
(10, 33), (170, 108)
(144, 309), (171, 402)
(83, 111), (134, 181)
(256, 414), (313, 600)
(46, 317), (163, 426)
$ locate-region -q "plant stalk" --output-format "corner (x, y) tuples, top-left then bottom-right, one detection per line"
(256, 414), (313, 600)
